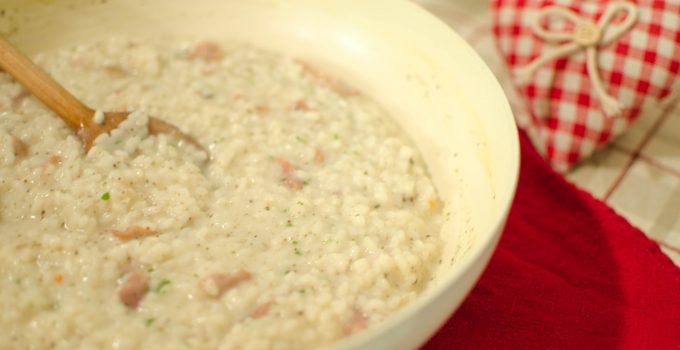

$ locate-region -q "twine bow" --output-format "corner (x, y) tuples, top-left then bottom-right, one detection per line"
(515, 2), (638, 116)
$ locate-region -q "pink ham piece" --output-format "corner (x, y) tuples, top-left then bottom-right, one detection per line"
(112, 226), (157, 241)
(189, 41), (224, 61)
(297, 61), (358, 97)
(119, 272), (148, 309)
(314, 147), (325, 164)
(344, 309), (368, 336)
(12, 136), (27, 158)
(250, 302), (271, 319)
(198, 269), (252, 298)
(277, 158), (303, 191)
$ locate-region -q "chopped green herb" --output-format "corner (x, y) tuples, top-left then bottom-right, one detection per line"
(292, 240), (298, 245)
(333, 133), (340, 140)
(294, 248), (302, 256)
(286, 220), (293, 227)
(299, 289), (306, 294)
(145, 318), (155, 327)
(295, 136), (307, 144)
(155, 279), (172, 293)
(101, 192), (110, 201)
(14, 278), (21, 285)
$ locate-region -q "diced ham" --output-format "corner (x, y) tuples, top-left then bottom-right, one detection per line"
(198, 269), (252, 298)
(47, 154), (62, 164)
(15, 242), (41, 252)
(250, 302), (271, 319)
(298, 61), (358, 96)
(277, 159), (295, 174)
(102, 65), (128, 78)
(314, 147), (325, 164)
(327, 82), (357, 96)
(11, 90), (29, 109)
(254, 104), (269, 114)
(277, 158), (304, 191)
(189, 41), (224, 61)
(344, 309), (368, 336)
(283, 177), (303, 191)
(294, 99), (310, 111)
(12, 136), (28, 158)
(112, 226), (157, 241)
(40, 154), (63, 179)
(119, 272), (148, 309)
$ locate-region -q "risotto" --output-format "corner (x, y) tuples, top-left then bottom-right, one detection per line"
(0, 39), (443, 350)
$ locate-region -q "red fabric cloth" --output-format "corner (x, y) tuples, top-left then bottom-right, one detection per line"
(423, 132), (680, 349)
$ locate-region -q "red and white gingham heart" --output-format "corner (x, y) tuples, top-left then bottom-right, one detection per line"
(492, 0), (680, 171)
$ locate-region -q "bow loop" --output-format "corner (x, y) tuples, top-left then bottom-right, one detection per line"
(598, 2), (638, 45)
(514, 1), (639, 117)
(530, 5), (587, 42)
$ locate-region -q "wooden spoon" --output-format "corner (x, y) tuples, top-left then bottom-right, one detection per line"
(0, 35), (204, 152)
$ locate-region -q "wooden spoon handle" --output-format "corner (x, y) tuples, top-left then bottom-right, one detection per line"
(0, 35), (93, 130)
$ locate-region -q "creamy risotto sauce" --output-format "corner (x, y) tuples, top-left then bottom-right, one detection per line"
(0, 39), (443, 350)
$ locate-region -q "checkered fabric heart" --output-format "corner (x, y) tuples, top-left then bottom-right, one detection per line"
(492, 0), (680, 171)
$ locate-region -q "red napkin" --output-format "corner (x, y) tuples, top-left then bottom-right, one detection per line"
(423, 132), (680, 349)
